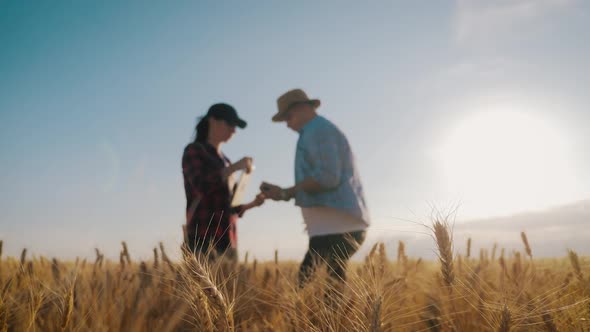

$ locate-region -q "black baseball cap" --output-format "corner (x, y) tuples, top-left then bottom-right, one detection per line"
(206, 103), (247, 129)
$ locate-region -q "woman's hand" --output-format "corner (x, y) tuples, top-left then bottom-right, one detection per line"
(223, 157), (253, 179)
(253, 193), (266, 207)
(234, 157), (254, 174)
(254, 193), (266, 206)
(241, 193), (266, 214)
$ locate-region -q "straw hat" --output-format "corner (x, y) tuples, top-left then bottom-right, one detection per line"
(273, 89), (321, 122)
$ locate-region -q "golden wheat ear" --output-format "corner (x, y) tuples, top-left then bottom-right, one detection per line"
(521, 232), (532, 259)
(432, 220), (455, 290)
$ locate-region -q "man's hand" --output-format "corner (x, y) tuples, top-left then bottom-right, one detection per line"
(260, 182), (285, 201)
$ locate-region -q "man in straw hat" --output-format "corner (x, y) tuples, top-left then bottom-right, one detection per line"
(261, 88), (370, 288)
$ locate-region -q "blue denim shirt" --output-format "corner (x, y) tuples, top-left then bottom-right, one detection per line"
(294, 116), (370, 225)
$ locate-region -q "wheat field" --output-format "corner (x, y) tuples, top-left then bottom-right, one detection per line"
(0, 220), (588, 331)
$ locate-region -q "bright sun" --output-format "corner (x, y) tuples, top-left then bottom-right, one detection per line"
(438, 109), (578, 217)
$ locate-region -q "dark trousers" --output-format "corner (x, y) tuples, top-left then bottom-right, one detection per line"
(298, 230), (366, 288)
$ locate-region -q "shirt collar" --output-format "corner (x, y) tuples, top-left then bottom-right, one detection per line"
(199, 142), (226, 160)
(298, 115), (322, 134)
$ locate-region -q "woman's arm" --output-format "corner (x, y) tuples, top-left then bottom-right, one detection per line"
(233, 193), (265, 217)
(222, 156), (254, 179)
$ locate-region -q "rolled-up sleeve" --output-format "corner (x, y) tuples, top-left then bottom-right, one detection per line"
(306, 131), (342, 190)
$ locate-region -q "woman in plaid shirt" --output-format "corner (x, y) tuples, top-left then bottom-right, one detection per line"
(182, 103), (265, 260)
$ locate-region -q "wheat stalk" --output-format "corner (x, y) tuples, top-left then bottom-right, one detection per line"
(94, 248), (104, 269)
(0, 277), (12, 332)
(121, 242), (131, 265)
(567, 249), (583, 282)
(521, 232), (532, 259)
(498, 304), (511, 332)
(491, 243), (498, 262)
(397, 241), (406, 263)
(26, 262), (33, 276)
(181, 252), (233, 331)
(541, 311), (557, 332)
(159, 242), (174, 272)
(61, 282), (74, 332)
(274, 249), (280, 285)
(433, 220), (455, 289)
(20, 248), (27, 266)
(51, 258), (61, 283)
(153, 248), (159, 269)
(369, 295), (382, 332)
(422, 295), (441, 332)
(119, 251), (126, 270)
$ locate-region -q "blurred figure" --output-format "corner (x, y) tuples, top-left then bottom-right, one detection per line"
(261, 89), (370, 288)
(182, 103), (265, 261)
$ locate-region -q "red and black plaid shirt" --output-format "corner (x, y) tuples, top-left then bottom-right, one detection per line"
(182, 142), (245, 250)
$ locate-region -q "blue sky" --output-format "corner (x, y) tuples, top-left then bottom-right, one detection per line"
(1, 1), (589, 261)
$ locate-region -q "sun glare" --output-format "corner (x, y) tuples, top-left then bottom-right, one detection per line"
(438, 108), (577, 217)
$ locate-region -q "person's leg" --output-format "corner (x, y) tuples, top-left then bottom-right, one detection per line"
(298, 231), (366, 288)
(185, 232), (195, 252)
(184, 233), (210, 261)
(215, 247), (238, 278)
(325, 231), (366, 283)
(298, 236), (326, 288)
(185, 236), (219, 262)
(216, 247), (238, 269)
(221, 248), (238, 261)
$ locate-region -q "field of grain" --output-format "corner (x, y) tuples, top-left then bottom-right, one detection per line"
(0, 220), (588, 331)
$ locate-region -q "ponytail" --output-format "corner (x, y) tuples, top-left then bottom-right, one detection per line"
(194, 116), (209, 143)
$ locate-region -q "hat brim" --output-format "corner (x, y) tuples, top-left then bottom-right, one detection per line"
(272, 99), (321, 122)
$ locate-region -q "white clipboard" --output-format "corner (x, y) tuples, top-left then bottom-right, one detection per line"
(230, 170), (251, 207)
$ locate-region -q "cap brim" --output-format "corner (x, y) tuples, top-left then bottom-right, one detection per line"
(234, 118), (247, 129)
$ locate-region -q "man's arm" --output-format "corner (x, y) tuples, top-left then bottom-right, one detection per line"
(306, 129), (343, 189)
(261, 130), (343, 201)
(284, 177), (323, 197)
(261, 176), (329, 201)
